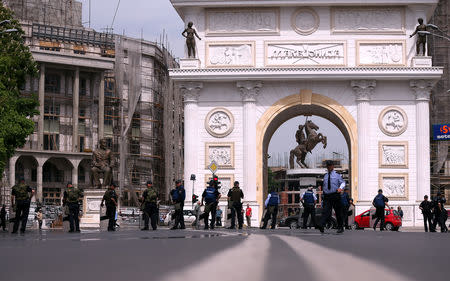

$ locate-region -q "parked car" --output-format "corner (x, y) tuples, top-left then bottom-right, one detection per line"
(165, 210), (197, 227)
(279, 208), (337, 229)
(352, 208), (402, 231)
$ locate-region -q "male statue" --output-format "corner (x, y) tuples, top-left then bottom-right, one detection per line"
(410, 18), (428, 56)
(182, 21), (201, 58)
(91, 139), (113, 189)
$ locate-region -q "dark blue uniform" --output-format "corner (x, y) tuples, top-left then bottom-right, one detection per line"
(171, 185), (186, 229)
(261, 192), (279, 229)
(301, 190), (317, 229)
(201, 186), (220, 229)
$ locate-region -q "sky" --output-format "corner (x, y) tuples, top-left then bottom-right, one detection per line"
(79, 0), (185, 58)
(79, 0), (349, 166)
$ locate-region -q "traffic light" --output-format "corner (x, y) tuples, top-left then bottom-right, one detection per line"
(192, 194), (198, 203)
(211, 174), (221, 189)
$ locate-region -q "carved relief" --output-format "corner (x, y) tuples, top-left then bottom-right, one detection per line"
(357, 41), (406, 66)
(378, 106), (408, 137)
(205, 108), (234, 138)
(291, 8), (320, 36)
(265, 42), (346, 67)
(206, 8), (280, 36)
(331, 7), (405, 34)
(379, 174), (408, 200)
(87, 198), (101, 212)
(205, 174), (234, 197)
(206, 42), (255, 67)
(379, 141), (408, 168)
(205, 143), (234, 169)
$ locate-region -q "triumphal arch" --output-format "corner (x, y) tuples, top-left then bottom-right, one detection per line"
(169, 0), (443, 226)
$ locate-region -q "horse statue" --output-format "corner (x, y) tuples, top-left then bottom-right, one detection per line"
(289, 120), (327, 169)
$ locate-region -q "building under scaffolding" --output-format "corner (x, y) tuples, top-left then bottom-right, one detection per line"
(1, 0), (183, 208)
(429, 0), (450, 199)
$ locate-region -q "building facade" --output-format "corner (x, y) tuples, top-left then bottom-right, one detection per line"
(1, 0), (183, 208)
(169, 0), (443, 226)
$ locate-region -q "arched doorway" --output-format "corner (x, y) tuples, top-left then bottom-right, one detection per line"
(42, 157), (73, 205)
(256, 91), (357, 211)
(15, 156), (38, 185)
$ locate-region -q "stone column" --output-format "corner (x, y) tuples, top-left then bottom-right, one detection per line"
(72, 67), (80, 152)
(36, 162), (43, 203)
(410, 80), (434, 201)
(237, 81), (262, 199)
(98, 72), (105, 140)
(38, 64), (45, 150)
(9, 156), (18, 188)
(351, 80), (376, 202)
(180, 82), (203, 202)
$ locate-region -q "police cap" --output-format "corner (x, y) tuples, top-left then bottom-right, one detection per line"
(234, 181), (239, 186)
(175, 180), (182, 184)
(146, 180), (153, 185)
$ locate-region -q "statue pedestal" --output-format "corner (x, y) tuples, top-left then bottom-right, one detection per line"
(411, 56), (432, 67)
(180, 58), (201, 69)
(80, 189), (104, 229)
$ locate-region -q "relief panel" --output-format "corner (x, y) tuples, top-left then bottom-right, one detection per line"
(379, 141), (408, 168)
(206, 41), (255, 67)
(379, 174), (409, 200)
(357, 41), (406, 66)
(205, 142), (235, 169)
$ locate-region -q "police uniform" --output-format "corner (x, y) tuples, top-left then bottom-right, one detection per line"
(11, 182), (32, 233)
(341, 190), (351, 229)
(372, 192), (388, 231)
(432, 194), (446, 231)
(420, 197), (433, 232)
(102, 187), (118, 231)
(63, 185), (83, 232)
(201, 184), (220, 230)
(227, 182), (244, 229)
(142, 182), (158, 230)
(320, 163), (345, 233)
(301, 188), (317, 229)
(170, 180), (186, 230)
(261, 191), (280, 229)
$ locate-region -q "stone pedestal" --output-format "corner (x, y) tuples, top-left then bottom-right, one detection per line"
(180, 58), (201, 69)
(80, 189), (104, 229)
(411, 56), (432, 67)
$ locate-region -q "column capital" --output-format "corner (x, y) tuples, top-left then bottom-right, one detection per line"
(237, 81), (263, 102)
(179, 82), (203, 103)
(351, 80), (376, 101)
(410, 79), (435, 101)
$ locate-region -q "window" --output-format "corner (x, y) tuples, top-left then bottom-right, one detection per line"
(43, 187), (62, 205)
(104, 79), (115, 97)
(288, 194), (293, 204)
(294, 194), (300, 204)
(44, 134), (59, 151)
(79, 78), (87, 96)
(79, 136), (85, 152)
(78, 166), (85, 183)
(45, 74), (61, 93)
(131, 168), (140, 185)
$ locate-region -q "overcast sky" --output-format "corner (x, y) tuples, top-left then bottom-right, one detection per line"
(79, 0), (348, 166)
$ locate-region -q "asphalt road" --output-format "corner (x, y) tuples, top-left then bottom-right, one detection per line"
(1, 228), (449, 281)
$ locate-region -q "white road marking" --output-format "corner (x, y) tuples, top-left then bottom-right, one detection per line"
(159, 234), (270, 281)
(277, 235), (410, 281)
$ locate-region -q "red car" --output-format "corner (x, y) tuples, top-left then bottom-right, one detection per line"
(352, 208), (402, 231)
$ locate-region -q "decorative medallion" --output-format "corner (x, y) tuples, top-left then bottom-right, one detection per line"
(291, 8), (320, 36)
(378, 106), (408, 137)
(205, 108), (234, 138)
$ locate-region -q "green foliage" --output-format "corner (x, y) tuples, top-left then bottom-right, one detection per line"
(268, 167), (281, 193)
(0, 4), (39, 178)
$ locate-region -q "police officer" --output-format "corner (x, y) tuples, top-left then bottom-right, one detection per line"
(62, 182), (83, 233)
(101, 182), (118, 231)
(372, 189), (389, 231)
(419, 195), (433, 232)
(432, 192), (446, 231)
(227, 181), (244, 229)
(300, 186), (317, 229)
(170, 180), (186, 230)
(341, 187), (351, 229)
(319, 160), (345, 233)
(11, 177), (34, 234)
(201, 180), (221, 230)
(261, 188), (280, 229)
(140, 180), (158, 231)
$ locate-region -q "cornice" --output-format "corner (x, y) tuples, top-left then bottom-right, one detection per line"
(169, 67), (443, 81)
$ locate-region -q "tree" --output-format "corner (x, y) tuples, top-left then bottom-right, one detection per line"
(0, 4), (38, 179)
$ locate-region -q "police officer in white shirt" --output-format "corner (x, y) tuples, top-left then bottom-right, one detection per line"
(319, 160), (345, 233)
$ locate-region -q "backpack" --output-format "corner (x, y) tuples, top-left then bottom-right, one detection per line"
(230, 187), (242, 203)
(205, 187), (217, 203)
(374, 194), (385, 207)
(268, 192), (279, 206)
(303, 191), (315, 206)
(14, 184), (29, 201)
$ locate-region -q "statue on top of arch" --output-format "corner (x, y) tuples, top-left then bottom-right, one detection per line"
(289, 119), (327, 169)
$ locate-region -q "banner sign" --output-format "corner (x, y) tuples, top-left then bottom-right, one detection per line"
(433, 124), (450, 140)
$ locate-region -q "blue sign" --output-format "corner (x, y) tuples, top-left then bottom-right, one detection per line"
(433, 124), (450, 141)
